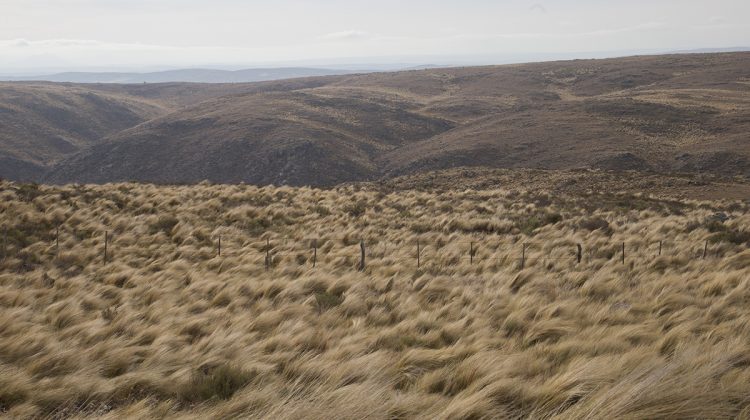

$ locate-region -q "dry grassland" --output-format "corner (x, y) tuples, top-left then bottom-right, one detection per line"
(1, 181), (750, 419)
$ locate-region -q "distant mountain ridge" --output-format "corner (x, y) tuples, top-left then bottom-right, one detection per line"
(1, 67), (362, 84)
(2, 52), (750, 186)
(666, 47), (750, 54)
(44, 52), (750, 186)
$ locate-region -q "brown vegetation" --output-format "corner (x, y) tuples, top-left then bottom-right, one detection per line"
(1, 180), (750, 418)
(367, 167), (750, 201)
(0, 80), (312, 180)
(38, 52), (750, 186)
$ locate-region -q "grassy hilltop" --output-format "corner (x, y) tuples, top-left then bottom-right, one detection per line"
(1, 180), (750, 418)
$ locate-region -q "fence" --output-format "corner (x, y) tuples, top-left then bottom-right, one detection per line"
(1, 225), (745, 272)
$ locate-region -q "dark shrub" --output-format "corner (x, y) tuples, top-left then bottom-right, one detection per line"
(343, 200), (368, 217)
(179, 365), (256, 403)
(517, 212), (563, 235)
(315, 291), (344, 312)
(579, 217), (611, 233)
(150, 215), (179, 235)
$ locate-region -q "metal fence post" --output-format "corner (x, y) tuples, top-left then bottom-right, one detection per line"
(359, 239), (365, 271)
(312, 239), (317, 268)
(265, 238), (270, 270)
(703, 240), (708, 260)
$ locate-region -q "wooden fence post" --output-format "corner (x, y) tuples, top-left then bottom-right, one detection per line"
(577, 244), (582, 264)
(104, 231), (109, 265)
(361, 239), (366, 270)
(521, 243), (526, 269)
(312, 239), (317, 268)
(218, 235), (221, 257)
(470, 241), (474, 265)
(621, 242), (625, 264)
(265, 238), (270, 271)
(702, 240), (708, 260)
(55, 225), (59, 256)
(658, 240), (662, 257)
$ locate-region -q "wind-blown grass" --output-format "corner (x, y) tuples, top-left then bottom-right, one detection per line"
(0, 181), (749, 418)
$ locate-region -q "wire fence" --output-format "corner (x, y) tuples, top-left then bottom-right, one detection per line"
(1, 225), (747, 272)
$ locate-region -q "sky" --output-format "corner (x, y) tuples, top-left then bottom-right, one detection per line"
(1, 0), (749, 73)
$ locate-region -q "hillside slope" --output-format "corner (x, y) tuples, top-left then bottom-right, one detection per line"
(47, 90), (454, 185)
(38, 52), (750, 185)
(0, 83), (163, 179)
(4, 67), (357, 84)
(0, 81), (317, 181)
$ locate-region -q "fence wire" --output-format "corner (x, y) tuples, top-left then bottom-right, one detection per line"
(1, 226), (746, 272)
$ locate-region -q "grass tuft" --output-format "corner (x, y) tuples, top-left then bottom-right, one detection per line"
(179, 365), (257, 403)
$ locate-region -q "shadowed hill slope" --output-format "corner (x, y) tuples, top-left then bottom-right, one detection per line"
(47, 90), (454, 185)
(0, 81), (329, 181)
(21, 52), (750, 185)
(0, 83), (164, 179)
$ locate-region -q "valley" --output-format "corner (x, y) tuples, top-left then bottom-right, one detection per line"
(2, 52), (749, 187)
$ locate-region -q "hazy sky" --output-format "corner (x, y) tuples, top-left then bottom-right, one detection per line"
(1, 0), (749, 71)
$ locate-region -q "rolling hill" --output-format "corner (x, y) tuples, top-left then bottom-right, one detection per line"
(0, 83), (165, 180)
(3, 52), (750, 185)
(3, 67), (359, 84)
(0, 79), (338, 180)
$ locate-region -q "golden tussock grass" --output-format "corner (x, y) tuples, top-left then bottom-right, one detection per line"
(1, 181), (749, 418)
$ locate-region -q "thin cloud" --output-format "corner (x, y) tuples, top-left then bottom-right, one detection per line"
(441, 22), (668, 41)
(0, 38), (172, 51)
(530, 3), (547, 14)
(319, 30), (371, 41)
